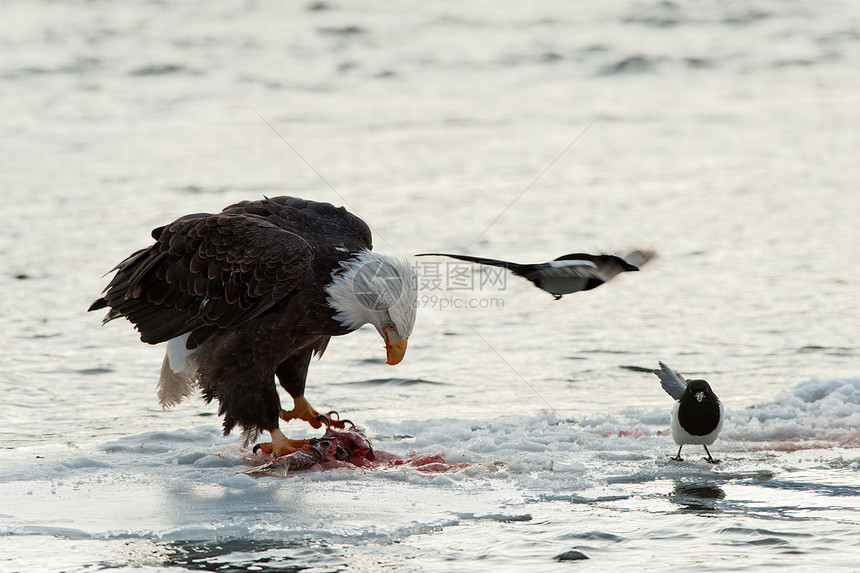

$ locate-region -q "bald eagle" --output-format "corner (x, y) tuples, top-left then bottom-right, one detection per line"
(89, 196), (417, 455)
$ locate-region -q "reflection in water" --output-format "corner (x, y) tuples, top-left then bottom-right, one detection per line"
(160, 539), (340, 572)
(669, 480), (726, 513)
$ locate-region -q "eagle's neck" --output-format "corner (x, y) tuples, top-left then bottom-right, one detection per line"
(325, 250), (416, 332)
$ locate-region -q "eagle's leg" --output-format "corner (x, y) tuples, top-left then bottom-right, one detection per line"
(254, 427), (310, 457)
(279, 395), (346, 429)
(276, 353), (347, 430)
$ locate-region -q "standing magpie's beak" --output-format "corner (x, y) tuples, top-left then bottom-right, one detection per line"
(695, 391), (705, 403)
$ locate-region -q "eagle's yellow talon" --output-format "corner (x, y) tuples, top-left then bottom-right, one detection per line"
(256, 428), (310, 456)
(280, 395), (326, 428)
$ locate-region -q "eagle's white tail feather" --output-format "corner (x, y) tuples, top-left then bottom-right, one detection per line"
(158, 334), (198, 407)
(166, 333), (193, 372)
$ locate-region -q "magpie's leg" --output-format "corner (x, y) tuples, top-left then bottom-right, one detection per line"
(670, 445), (684, 461)
(703, 445), (720, 464)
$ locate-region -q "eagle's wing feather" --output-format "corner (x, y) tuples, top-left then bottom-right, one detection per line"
(94, 213), (314, 347)
(654, 361), (687, 400)
(224, 196), (373, 269)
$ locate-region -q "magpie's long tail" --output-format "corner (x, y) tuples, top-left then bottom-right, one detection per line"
(414, 253), (529, 274)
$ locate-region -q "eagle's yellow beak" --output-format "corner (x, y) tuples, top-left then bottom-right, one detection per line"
(385, 338), (408, 365)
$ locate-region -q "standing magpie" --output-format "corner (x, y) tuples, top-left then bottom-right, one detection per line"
(654, 361), (723, 463)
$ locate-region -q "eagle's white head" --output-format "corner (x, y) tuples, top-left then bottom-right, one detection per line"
(326, 250), (417, 365)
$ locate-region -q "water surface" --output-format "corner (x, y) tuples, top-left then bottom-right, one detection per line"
(1, 0), (859, 571)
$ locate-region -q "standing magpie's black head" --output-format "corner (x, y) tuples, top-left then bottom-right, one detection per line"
(682, 379), (719, 405)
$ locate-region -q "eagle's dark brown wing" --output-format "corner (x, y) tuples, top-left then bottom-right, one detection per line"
(90, 212), (314, 348)
(221, 196), (373, 276)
